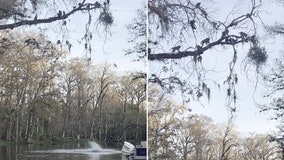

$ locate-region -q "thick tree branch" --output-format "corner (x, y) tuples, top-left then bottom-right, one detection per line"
(0, 2), (102, 30)
(148, 34), (250, 60)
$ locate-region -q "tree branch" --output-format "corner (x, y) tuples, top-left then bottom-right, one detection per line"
(0, 2), (102, 30)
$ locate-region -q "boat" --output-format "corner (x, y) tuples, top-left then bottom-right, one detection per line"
(122, 141), (136, 156)
(122, 141), (147, 160)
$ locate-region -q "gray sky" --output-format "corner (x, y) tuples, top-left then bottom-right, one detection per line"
(42, 0), (146, 73)
(191, 0), (284, 134)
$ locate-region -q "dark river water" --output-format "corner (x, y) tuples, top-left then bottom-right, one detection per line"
(0, 141), (124, 160)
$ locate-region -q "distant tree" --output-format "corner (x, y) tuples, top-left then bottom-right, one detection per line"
(261, 54), (284, 158)
(148, 85), (187, 159)
(216, 119), (239, 160)
(126, 6), (147, 61)
(260, 0), (284, 157)
(238, 134), (280, 159)
(176, 114), (215, 160)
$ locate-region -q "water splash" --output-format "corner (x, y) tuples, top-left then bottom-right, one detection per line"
(88, 141), (102, 151)
(28, 141), (121, 156)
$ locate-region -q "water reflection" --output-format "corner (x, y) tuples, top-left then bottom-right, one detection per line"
(0, 141), (122, 160)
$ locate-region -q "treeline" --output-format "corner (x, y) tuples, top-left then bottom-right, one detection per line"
(148, 86), (281, 160)
(0, 31), (146, 144)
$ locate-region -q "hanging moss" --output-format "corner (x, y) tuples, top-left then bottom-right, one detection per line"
(247, 45), (267, 66)
(99, 11), (114, 26)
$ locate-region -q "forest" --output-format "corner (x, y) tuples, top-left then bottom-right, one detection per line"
(0, 30), (146, 144)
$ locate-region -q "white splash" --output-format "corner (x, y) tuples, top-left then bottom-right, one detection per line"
(88, 141), (102, 151)
(29, 141), (121, 155)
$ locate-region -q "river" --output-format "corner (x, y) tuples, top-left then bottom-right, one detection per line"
(0, 141), (123, 160)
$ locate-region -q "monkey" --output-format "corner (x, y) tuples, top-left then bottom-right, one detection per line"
(225, 37), (237, 44)
(196, 45), (202, 51)
(57, 40), (61, 45)
(190, 20), (196, 30)
(201, 38), (210, 46)
(195, 45), (204, 56)
(171, 45), (181, 53)
(195, 2), (201, 8)
(148, 48), (151, 54)
(239, 32), (247, 38)
(95, 1), (101, 8)
(249, 35), (257, 44)
(63, 11), (66, 15)
(57, 10), (62, 17)
(193, 54), (202, 63)
(222, 29), (229, 36)
(193, 55), (197, 63)
(212, 22), (219, 30)
(197, 55), (202, 62)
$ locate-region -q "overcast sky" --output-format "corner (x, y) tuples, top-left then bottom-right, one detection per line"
(41, 0), (146, 73)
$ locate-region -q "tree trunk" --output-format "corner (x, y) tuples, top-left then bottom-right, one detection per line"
(122, 96), (127, 141)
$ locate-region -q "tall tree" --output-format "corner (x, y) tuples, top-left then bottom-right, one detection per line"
(260, 0), (284, 157)
(261, 55), (284, 157)
(0, 31), (65, 142)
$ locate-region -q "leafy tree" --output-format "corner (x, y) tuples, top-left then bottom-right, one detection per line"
(0, 30), (65, 142)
